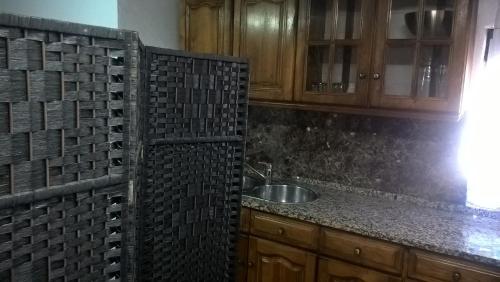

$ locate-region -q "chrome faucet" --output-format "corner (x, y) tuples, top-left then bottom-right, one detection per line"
(245, 162), (272, 185)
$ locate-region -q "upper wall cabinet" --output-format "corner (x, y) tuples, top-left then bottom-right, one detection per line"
(180, 0), (476, 120)
(180, 0), (233, 55)
(233, 0), (298, 101)
(294, 0), (375, 106)
(369, 0), (473, 113)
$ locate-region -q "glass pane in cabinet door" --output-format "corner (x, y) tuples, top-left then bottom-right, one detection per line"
(388, 0), (419, 39)
(423, 0), (454, 38)
(309, 0), (333, 41)
(417, 45), (450, 98)
(335, 0), (362, 40)
(306, 45), (330, 92)
(384, 47), (415, 96)
(331, 46), (357, 93)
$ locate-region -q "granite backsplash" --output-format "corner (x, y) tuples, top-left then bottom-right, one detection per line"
(246, 106), (467, 205)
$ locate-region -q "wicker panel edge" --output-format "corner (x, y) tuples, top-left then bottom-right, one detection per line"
(0, 13), (131, 40)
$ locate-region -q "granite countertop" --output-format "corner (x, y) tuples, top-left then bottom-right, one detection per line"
(241, 179), (500, 268)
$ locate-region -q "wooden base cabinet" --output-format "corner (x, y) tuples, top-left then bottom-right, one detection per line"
(317, 258), (402, 282)
(239, 209), (500, 282)
(247, 236), (316, 282)
(237, 235), (250, 282)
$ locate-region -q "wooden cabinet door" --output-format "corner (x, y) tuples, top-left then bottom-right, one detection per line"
(294, 0), (375, 106)
(317, 258), (402, 282)
(369, 0), (475, 114)
(180, 0), (233, 55)
(233, 0), (298, 101)
(247, 236), (316, 282)
(237, 235), (250, 282)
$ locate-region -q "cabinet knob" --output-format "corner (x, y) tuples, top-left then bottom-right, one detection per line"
(248, 261), (254, 268)
(354, 247), (362, 256)
(452, 272), (461, 281)
(358, 73), (367, 80)
(373, 73), (381, 80)
(277, 227), (285, 235)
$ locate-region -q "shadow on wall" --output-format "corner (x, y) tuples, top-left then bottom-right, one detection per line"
(246, 106), (466, 205)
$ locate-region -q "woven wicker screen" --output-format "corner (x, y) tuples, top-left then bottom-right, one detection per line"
(138, 47), (248, 281)
(0, 14), (140, 281)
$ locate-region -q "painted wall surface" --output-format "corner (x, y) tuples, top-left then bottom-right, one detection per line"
(118, 0), (180, 49)
(0, 0), (118, 28)
(468, 0), (500, 94)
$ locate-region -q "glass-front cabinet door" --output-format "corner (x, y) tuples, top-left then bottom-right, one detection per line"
(295, 0), (375, 106)
(370, 0), (472, 112)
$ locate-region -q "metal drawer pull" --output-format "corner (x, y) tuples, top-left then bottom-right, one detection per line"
(373, 73), (381, 80)
(354, 247), (362, 256)
(277, 227), (285, 235)
(452, 272), (461, 281)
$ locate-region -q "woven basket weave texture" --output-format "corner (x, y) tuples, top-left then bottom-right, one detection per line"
(138, 48), (248, 282)
(0, 13), (141, 281)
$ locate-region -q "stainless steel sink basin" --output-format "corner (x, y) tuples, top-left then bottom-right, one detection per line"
(246, 184), (318, 203)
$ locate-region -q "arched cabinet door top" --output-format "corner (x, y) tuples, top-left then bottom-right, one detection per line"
(233, 0), (298, 101)
(180, 0), (233, 55)
(247, 236), (316, 282)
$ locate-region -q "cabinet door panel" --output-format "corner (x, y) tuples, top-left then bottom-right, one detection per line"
(295, 0), (375, 106)
(237, 235), (249, 282)
(234, 0), (297, 101)
(247, 236), (316, 282)
(180, 0), (232, 55)
(370, 0), (474, 113)
(317, 258), (402, 282)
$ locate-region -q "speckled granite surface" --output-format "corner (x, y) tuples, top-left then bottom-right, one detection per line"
(241, 179), (500, 268)
(246, 106), (467, 204)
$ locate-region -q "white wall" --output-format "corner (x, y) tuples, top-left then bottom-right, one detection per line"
(118, 0), (180, 49)
(0, 0), (118, 28)
(463, 0), (500, 111)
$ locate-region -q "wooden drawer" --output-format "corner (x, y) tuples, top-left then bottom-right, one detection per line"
(250, 211), (319, 250)
(240, 208), (250, 233)
(318, 257), (402, 282)
(319, 228), (405, 274)
(408, 250), (500, 282)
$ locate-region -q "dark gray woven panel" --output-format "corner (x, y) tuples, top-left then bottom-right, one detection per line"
(0, 24), (128, 195)
(0, 13), (142, 282)
(141, 142), (244, 282)
(0, 184), (126, 282)
(138, 48), (248, 282)
(147, 48), (248, 143)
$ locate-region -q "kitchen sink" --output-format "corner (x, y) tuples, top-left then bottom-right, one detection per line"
(245, 184), (318, 204)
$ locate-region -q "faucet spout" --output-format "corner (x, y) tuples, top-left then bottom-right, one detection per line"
(244, 162), (273, 185)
